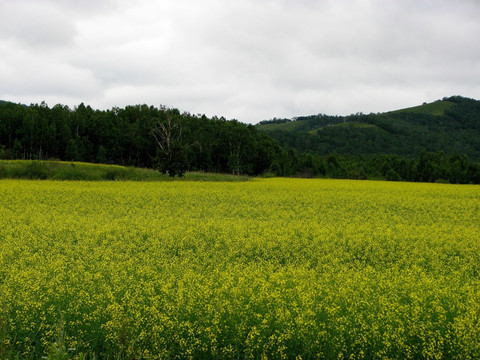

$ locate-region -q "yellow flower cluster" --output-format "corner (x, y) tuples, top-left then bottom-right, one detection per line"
(0, 178), (479, 359)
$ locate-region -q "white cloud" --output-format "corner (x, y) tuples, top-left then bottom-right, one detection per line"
(0, 40), (102, 99)
(0, 0), (77, 47)
(0, 0), (479, 122)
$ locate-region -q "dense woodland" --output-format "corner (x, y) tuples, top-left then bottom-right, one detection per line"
(258, 96), (480, 160)
(0, 97), (479, 183)
(0, 102), (281, 177)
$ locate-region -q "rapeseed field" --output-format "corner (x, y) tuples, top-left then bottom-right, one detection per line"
(0, 178), (479, 359)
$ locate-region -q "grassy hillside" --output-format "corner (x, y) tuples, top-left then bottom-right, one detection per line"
(257, 99), (458, 133)
(0, 160), (250, 181)
(388, 99), (455, 116)
(256, 96), (480, 161)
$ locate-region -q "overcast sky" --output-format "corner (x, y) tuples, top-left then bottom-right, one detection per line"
(0, 0), (479, 124)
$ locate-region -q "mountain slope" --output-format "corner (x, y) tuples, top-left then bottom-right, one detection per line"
(256, 96), (480, 161)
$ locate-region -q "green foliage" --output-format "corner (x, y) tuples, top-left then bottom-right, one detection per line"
(389, 99), (455, 116)
(0, 102), (279, 177)
(155, 142), (188, 178)
(0, 160), (251, 182)
(96, 145), (107, 164)
(385, 168), (402, 181)
(1, 97), (479, 183)
(256, 97), (480, 162)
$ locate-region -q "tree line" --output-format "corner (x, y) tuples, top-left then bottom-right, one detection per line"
(0, 102), (282, 176)
(295, 151), (479, 184)
(258, 96), (480, 162)
(0, 100), (479, 183)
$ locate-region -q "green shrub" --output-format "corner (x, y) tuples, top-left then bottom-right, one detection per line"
(386, 169), (402, 181)
(25, 161), (52, 179)
(104, 169), (121, 180)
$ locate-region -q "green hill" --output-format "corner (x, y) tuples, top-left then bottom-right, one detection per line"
(388, 99), (455, 116)
(1, 96), (479, 183)
(256, 96), (480, 161)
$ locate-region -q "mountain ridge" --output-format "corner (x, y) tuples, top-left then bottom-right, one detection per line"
(255, 96), (480, 161)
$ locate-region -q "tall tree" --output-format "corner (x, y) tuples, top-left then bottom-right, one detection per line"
(151, 109), (188, 177)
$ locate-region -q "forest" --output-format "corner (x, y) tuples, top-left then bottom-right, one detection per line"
(0, 97), (479, 183)
(257, 96), (480, 161)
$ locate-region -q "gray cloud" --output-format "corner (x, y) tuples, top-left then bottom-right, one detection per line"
(0, 0), (479, 123)
(0, 1), (77, 47)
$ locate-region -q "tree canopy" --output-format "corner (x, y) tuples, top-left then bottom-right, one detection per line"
(256, 96), (480, 162)
(0, 98), (479, 183)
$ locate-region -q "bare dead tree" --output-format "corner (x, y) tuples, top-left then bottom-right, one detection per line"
(150, 113), (182, 166)
(150, 110), (202, 176)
